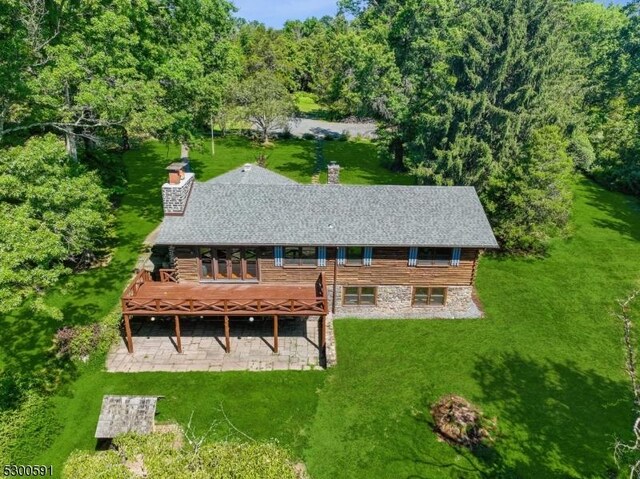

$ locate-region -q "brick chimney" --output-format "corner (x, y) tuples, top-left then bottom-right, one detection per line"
(162, 161), (194, 215)
(328, 161), (340, 184)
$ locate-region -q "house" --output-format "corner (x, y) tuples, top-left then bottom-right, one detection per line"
(121, 161), (498, 357)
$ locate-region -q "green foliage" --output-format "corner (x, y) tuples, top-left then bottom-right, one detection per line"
(234, 71), (297, 143)
(54, 309), (120, 361)
(0, 135), (113, 314)
(0, 394), (60, 464)
(571, 2), (640, 196)
(63, 431), (301, 479)
(341, 0), (581, 252)
(568, 129), (596, 171)
(488, 126), (574, 253)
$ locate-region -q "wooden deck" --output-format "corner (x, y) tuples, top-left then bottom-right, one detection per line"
(122, 270), (327, 316)
(120, 270), (328, 355)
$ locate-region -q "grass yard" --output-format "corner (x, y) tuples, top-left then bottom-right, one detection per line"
(305, 180), (640, 478)
(319, 140), (414, 185)
(7, 134), (640, 478)
(38, 367), (324, 473)
(295, 92), (327, 119)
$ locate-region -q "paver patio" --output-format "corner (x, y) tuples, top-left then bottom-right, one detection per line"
(107, 317), (323, 372)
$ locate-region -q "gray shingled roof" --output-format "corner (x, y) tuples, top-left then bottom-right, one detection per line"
(155, 167), (498, 248)
(95, 395), (158, 439)
(206, 164), (297, 185)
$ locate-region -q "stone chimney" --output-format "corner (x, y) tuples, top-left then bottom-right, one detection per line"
(328, 161), (340, 184)
(162, 161), (194, 215)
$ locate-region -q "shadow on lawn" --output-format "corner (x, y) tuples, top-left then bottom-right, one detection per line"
(470, 352), (630, 478)
(581, 178), (640, 243)
(388, 353), (631, 478)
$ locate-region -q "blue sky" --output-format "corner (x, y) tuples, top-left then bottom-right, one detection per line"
(233, 0), (632, 28)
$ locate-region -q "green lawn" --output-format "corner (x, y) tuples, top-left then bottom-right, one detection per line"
(38, 367), (324, 473)
(8, 135), (640, 478)
(305, 179), (640, 478)
(295, 92), (327, 119)
(319, 140), (414, 185)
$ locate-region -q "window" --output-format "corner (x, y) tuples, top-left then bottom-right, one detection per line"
(199, 247), (214, 279)
(199, 247), (259, 281)
(343, 286), (377, 306)
(413, 287), (447, 306)
(346, 246), (363, 266)
(417, 248), (452, 266)
(284, 246), (317, 266)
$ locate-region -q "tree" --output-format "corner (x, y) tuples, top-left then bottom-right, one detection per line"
(235, 71), (296, 143)
(342, 0), (581, 252)
(0, 0), (241, 162)
(488, 126), (574, 253)
(0, 135), (113, 315)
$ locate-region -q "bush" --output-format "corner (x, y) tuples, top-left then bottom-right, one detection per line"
(323, 134), (335, 141)
(255, 152), (269, 168)
(568, 130), (596, 171)
(338, 130), (351, 142)
(63, 430), (305, 479)
(430, 395), (496, 449)
(54, 308), (121, 361)
(279, 127), (293, 140)
(302, 132), (315, 140)
(0, 394), (61, 464)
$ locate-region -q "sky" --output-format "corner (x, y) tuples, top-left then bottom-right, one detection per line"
(232, 0), (632, 28)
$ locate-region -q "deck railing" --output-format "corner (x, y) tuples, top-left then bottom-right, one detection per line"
(122, 297), (327, 315)
(121, 271), (328, 316)
(159, 269), (179, 283)
(123, 269), (151, 298)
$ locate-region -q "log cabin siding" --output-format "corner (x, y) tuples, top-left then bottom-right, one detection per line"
(171, 247), (480, 287)
(173, 247), (199, 283)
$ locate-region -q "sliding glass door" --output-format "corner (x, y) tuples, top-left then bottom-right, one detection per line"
(199, 247), (259, 281)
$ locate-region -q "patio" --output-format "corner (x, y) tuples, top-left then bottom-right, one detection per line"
(106, 316), (323, 372)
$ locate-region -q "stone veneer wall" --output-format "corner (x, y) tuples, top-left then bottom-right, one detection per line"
(329, 285), (482, 319)
(328, 163), (340, 184)
(324, 314), (337, 367)
(161, 172), (194, 215)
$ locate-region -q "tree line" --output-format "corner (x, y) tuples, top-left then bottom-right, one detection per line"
(1, 0), (639, 312)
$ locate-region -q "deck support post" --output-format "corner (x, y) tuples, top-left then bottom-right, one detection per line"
(320, 315), (326, 348)
(174, 315), (182, 353)
(224, 315), (230, 353)
(124, 314), (133, 353)
(273, 315), (279, 353)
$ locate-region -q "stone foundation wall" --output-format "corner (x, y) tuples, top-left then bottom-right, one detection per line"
(162, 173), (194, 215)
(329, 285), (482, 319)
(324, 313), (337, 367)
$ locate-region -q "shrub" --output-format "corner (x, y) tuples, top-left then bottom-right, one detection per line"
(54, 308), (121, 361)
(338, 130), (351, 142)
(430, 395), (496, 449)
(302, 132), (315, 140)
(255, 152), (269, 168)
(0, 394), (61, 464)
(323, 134), (335, 141)
(568, 130), (596, 171)
(279, 127), (293, 140)
(63, 430), (305, 479)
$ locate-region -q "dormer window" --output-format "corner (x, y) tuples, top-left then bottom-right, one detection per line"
(417, 247), (452, 266)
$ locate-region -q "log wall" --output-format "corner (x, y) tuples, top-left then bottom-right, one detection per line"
(172, 247), (481, 287)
